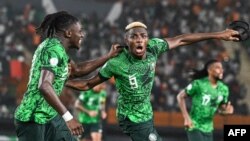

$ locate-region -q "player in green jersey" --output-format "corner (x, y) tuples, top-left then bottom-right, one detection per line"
(14, 11), (121, 141)
(177, 59), (234, 141)
(75, 83), (107, 141)
(65, 21), (239, 141)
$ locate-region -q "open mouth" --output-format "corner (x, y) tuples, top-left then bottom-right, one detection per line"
(135, 46), (144, 54)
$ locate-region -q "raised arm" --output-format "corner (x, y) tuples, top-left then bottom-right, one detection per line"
(165, 29), (239, 49)
(177, 90), (193, 129)
(69, 44), (121, 78)
(66, 74), (105, 91)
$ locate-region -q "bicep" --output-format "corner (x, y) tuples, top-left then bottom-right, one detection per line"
(38, 69), (55, 88)
(178, 90), (188, 99)
(165, 37), (181, 49)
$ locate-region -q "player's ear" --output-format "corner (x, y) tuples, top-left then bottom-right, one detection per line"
(64, 30), (72, 38)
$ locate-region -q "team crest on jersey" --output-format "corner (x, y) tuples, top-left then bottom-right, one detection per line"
(50, 58), (58, 66)
(149, 133), (157, 141)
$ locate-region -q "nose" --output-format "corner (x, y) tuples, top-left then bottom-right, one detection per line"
(135, 36), (143, 43)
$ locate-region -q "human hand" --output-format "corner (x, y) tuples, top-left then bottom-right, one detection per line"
(184, 117), (193, 129)
(66, 118), (84, 136)
(107, 44), (123, 58)
(219, 29), (240, 41)
(220, 101), (234, 114)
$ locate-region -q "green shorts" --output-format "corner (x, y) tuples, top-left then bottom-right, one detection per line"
(118, 115), (162, 141)
(15, 115), (77, 141)
(186, 129), (213, 141)
(81, 122), (102, 139)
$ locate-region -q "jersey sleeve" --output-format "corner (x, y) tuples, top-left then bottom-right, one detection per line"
(147, 38), (169, 57)
(99, 61), (114, 79)
(40, 47), (64, 74)
(185, 80), (199, 96)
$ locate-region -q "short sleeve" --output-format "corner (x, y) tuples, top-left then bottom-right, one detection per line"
(147, 38), (169, 57)
(185, 80), (199, 96)
(99, 61), (114, 79)
(40, 48), (63, 74)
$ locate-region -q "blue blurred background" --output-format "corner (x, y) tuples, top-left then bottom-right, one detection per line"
(0, 0), (250, 141)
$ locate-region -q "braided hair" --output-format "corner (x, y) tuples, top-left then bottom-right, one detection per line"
(190, 59), (220, 81)
(36, 11), (79, 38)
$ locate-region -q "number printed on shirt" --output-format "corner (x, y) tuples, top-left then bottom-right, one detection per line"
(202, 95), (211, 106)
(129, 74), (138, 89)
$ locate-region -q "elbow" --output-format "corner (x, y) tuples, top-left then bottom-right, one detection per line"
(176, 93), (181, 102)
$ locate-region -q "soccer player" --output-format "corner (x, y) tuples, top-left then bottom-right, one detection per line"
(177, 59), (234, 141)
(14, 11), (120, 141)
(75, 83), (107, 141)
(65, 21), (239, 141)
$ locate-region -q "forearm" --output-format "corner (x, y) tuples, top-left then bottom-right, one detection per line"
(166, 32), (223, 49)
(177, 93), (190, 119)
(66, 75), (105, 91)
(39, 82), (67, 115)
(66, 79), (91, 91)
(71, 55), (111, 78)
(76, 105), (89, 114)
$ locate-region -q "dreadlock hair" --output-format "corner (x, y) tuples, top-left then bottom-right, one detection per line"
(36, 11), (79, 38)
(189, 59), (220, 81)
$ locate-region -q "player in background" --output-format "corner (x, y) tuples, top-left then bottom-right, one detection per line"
(75, 83), (107, 141)
(14, 11), (121, 141)
(177, 59), (234, 141)
(65, 21), (239, 141)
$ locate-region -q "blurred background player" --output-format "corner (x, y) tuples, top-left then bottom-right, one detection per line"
(65, 21), (239, 141)
(177, 59), (234, 141)
(75, 83), (107, 141)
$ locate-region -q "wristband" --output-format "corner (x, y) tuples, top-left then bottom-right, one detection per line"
(62, 111), (73, 122)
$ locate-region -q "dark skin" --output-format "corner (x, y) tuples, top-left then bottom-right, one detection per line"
(65, 26), (240, 91)
(177, 62), (234, 129)
(38, 21), (121, 136)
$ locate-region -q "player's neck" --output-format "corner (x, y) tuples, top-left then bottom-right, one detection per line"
(208, 76), (218, 88)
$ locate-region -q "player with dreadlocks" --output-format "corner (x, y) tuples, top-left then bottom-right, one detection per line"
(177, 59), (234, 141)
(14, 11), (121, 141)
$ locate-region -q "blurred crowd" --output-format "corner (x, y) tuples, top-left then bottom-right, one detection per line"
(0, 0), (250, 122)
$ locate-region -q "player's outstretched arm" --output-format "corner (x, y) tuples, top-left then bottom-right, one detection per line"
(165, 29), (239, 49)
(66, 74), (105, 91)
(69, 44), (122, 78)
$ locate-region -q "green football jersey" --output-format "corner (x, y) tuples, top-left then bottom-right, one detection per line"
(77, 90), (107, 124)
(185, 77), (229, 133)
(99, 38), (169, 123)
(15, 38), (69, 124)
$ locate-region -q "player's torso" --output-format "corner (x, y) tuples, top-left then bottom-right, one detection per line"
(191, 79), (227, 122)
(15, 38), (69, 123)
(113, 51), (157, 103)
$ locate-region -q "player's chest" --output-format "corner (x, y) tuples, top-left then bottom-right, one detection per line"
(198, 87), (224, 106)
